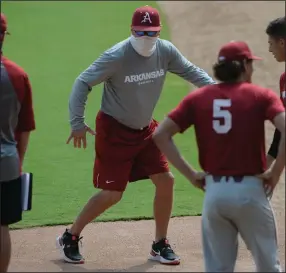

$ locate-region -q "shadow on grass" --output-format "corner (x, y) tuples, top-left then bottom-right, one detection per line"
(51, 259), (158, 272)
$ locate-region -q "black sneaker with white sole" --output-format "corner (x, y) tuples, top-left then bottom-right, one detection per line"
(56, 229), (85, 264)
(149, 238), (180, 265)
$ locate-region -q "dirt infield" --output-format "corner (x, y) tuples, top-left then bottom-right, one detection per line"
(9, 1), (285, 272)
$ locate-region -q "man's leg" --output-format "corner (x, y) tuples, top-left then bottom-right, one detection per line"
(0, 177), (22, 272)
(149, 172), (179, 265)
(57, 111), (139, 264)
(150, 172), (174, 242)
(69, 190), (122, 236)
(202, 177), (239, 272)
(56, 158), (132, 264)
(201, 210), (238, 272)
(56, 189), (124, 264)
(0, 226), (11, 273)
(234, 177), (282, 272)
(131, 121), (179, 265)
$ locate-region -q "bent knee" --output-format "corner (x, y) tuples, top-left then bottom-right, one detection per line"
(151, 172), (175, 190)
(100, 190), (123, 204)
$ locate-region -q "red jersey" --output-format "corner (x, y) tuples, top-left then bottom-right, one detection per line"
(168, 82), (285, 176)
(280, 72), (285, 107)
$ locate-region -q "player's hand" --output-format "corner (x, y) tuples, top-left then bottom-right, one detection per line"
(66, 125), (96, 149)
(256, 169), (280, 198)
(190, 171), (207, 191)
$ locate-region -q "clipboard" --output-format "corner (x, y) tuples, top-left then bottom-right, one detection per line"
(21, 172), (33, 211)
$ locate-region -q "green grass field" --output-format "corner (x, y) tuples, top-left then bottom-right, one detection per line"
(2, 1), (204, 229)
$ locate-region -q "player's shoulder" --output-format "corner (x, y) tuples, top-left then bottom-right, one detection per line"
(1, 56), (28, 78)
(102, 38), (132, 60)
(242, 82), (267, 92)
(242, 83), (280, 104)
(183, 85), (213, 102)
(246, 82), (274, 94)
(240, 82), (277, 98)
(192, 83), (220, 96)
(190, 82), (273, 99)
(157, 38), (173, 47)
(156, 38), (177, 52)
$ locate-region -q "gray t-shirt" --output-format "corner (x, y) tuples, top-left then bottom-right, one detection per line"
(0, 59), (20, 182)
(69, 38), (215, 130)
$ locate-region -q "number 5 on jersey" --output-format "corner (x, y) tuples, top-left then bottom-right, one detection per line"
(213, 99), (232, 134)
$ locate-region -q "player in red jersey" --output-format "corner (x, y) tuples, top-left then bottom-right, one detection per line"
(153, 41), (285, 272)
(266, 16), (286, 167)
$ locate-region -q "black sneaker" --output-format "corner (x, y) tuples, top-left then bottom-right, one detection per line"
(56, 229), (85, 264)
(149, 238), (180, 265)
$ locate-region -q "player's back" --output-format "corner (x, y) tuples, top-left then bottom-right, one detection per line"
(192, 82), (274, 176)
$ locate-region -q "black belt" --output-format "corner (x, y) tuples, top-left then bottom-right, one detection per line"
(212, 175), (244, 183)
(123, 124), (149, 132)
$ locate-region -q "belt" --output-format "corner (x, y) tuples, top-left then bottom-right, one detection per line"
(212, 175), (244, 183)
(123, 124), (149, 132)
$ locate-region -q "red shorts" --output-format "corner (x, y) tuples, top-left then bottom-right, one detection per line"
(93, 111), (169, 192)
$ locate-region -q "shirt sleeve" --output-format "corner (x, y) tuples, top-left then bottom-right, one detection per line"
(16, 74), (36, 132)
(77, 50), (119, 87)
(168, 93), (195, 133)
(69, 51), (119, 131)
(264, 88), (285, 122)
(166, 41), (216, 87)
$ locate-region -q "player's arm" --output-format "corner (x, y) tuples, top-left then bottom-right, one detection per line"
(153, 94), (198, 181)
(267, 73), (286, 167)
(69, 51), (119, 131)
(271, 113), (285, 177)
(16, 74), (36, 165)
(265, 90), (285, 177)
(166, 41), (216, 87)
(266, 129), (281, 167)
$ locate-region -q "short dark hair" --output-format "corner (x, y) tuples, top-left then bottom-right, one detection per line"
(212, 60), (252, 83)
(266, 16), (286, 39)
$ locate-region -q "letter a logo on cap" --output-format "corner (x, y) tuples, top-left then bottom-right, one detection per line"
(141, 12), (152, 24)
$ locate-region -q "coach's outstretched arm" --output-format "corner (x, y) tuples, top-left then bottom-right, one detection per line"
(69, 51), (119, 131)
(166, 41), (216, 87)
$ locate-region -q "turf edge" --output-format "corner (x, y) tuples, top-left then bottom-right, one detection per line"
(10, 213), (202, 230)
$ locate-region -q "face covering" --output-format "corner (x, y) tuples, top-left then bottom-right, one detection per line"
(130, 35), (158, 57)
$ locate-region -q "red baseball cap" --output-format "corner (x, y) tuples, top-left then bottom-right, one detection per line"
(218, 41), (262, 61)
(131, 5), (162, 31)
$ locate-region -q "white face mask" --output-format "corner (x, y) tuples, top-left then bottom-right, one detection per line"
(130, 35), (158, 57)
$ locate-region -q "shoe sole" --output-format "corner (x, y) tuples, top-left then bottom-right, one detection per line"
(56, 236), (85, 264)
(148, 252), (180, 265)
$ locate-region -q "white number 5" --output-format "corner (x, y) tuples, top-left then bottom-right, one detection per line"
(213, 99), (232, 134)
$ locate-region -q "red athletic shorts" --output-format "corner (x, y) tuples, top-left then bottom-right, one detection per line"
(93, 111), (169, 192)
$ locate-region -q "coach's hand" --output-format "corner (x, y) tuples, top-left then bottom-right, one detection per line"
(66, 125), (96, 149)
(190, 171), (207, 191)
